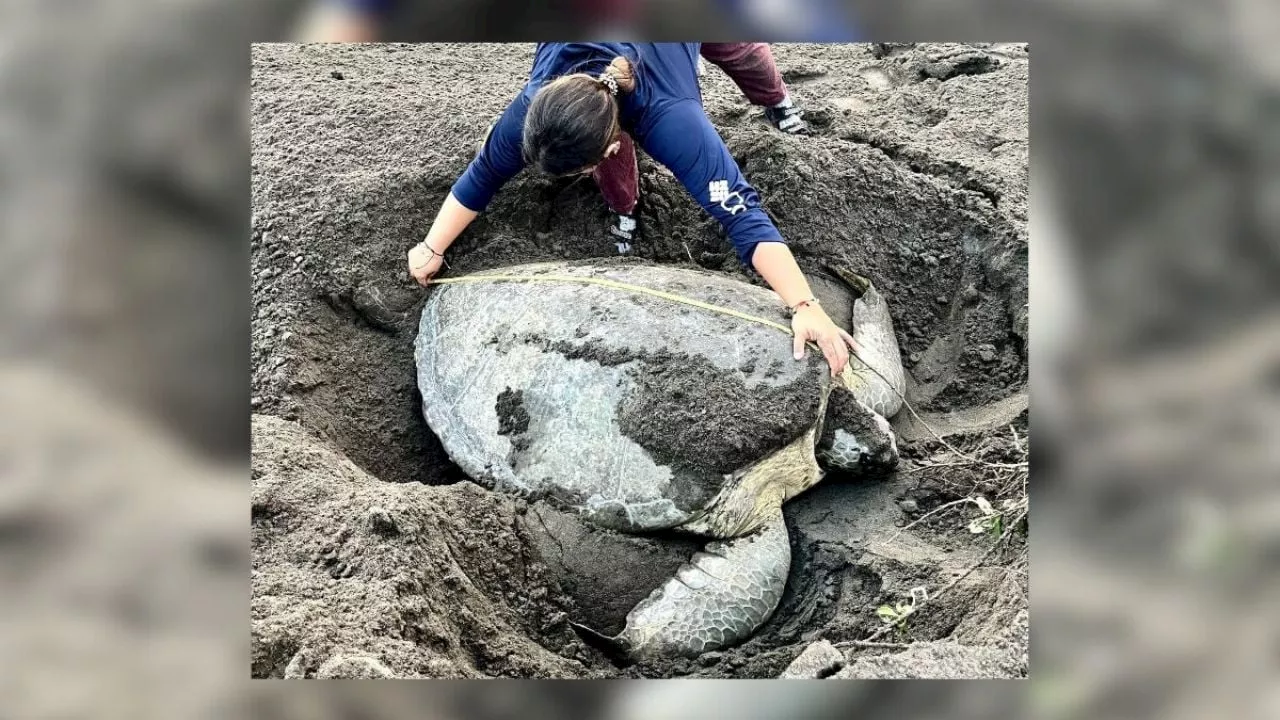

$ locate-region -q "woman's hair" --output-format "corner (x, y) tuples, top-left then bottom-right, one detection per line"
(523, 56), (636, 176)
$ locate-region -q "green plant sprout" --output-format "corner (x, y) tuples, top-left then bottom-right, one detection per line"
(876, 586), (928, 637)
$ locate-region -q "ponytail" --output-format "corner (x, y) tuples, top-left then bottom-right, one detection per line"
(595, 56), (636, 96)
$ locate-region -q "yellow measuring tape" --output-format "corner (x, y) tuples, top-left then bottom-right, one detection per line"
(430, 272), (797, 335)
(430, 270), (867, 382)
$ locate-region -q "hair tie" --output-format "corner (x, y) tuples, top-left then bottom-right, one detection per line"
(597, 71), (619, 96)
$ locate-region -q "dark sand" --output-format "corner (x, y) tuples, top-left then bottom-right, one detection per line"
(251, 42), (1029, 678)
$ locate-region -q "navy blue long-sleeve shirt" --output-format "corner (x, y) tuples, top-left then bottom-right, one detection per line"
(450, 42), (784, 267)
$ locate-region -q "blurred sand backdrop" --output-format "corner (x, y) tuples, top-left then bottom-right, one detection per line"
(0, 0), (1275, 716)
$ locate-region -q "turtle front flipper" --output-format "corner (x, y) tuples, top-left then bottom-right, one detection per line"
(575, 509), (791, 663)
(823, 264), (906, 419)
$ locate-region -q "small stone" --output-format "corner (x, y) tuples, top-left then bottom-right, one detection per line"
(978, 348), (997, 363)
(899, 499), (919, 514)
(368, 506), (398, 536)
(923, 254), (939, 267)
(250, 396), (263, 409)
(699, 651), (724, 667)
(283, 649), (314, 679)
(909, 352), (921, 363)
(779, 640), (845, 679)
(935, 295), (949, 305)
(330, 70), (345, 80)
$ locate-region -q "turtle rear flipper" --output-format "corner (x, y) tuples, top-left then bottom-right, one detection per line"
(614, 509), (791, 662)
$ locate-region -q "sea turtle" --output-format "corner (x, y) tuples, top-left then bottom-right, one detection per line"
(414, 259), (905, 661)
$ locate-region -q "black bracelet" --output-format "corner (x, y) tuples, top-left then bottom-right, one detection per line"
(412, 242), (448, 270)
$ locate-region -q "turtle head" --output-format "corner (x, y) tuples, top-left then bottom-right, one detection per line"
(817, 385), (899, 475)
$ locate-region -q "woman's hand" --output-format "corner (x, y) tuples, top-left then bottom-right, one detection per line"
(748, 242), (859, 376)
(407, 242), (445, 286)
(407, 194), (478, 286)
(791, 305), (859, 377)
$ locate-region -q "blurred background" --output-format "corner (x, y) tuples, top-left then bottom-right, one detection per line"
(2, 0), (1278, 717)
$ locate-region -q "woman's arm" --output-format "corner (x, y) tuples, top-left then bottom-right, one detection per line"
(637, 102), (858, 375)
(750, 241), (815, 308)
(408, 93), (531, 285)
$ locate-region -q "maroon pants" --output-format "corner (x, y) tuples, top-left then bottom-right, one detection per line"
(593, 43), (789, 215)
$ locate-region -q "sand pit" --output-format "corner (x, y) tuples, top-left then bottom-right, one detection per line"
(251, 42), (1028, 678)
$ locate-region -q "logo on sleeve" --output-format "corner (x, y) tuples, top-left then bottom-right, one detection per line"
(709, 179), (746, 215)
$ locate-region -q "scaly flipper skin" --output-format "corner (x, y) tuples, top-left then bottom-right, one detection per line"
(826, 264), (906, 418)
(843, 282), (905, 418)
(612, 509), (791, 661)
